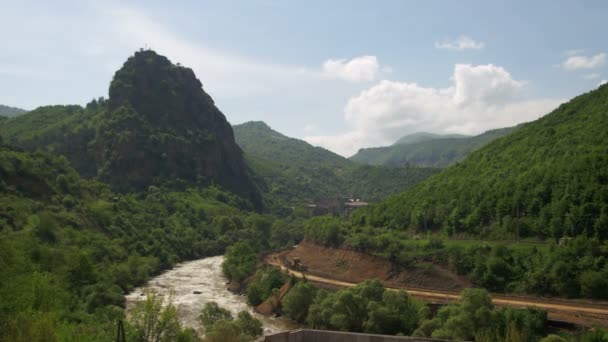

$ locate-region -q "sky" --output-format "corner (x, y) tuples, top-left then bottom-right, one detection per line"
(1, 0), (607, 156)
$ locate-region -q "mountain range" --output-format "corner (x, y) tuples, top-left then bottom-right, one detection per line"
(233, 121), (439, 208)
(357, 83), (608, 240)
(0, 104), (27, 118)
(351, 126), (519, 167)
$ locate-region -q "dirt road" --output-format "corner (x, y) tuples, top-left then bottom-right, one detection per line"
(267, 257), (608, 327)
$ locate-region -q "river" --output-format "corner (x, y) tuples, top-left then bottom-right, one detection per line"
(125, 256), (297, 336)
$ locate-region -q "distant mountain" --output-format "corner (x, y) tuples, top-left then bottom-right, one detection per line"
(0, 50), (262, 208)
(357, 83), (608, 240)
(233, 121), (439, 207)
(392, 132), (469, 146)
(350, 126), (519, 167)
(0, 105), (27, 117)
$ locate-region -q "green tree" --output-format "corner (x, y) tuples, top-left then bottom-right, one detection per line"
(200, 302), (232, 331)
(127, 291), (183, 342)
(282, 281), (316, 323)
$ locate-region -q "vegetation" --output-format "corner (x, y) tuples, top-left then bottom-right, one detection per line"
(246, 267), (288, 306)
(233, 121), (440, 210)
(4, 47), (608, 340)
(0, 142), (298, 340)
(199, 302), (263, 342)
(0, 50), (262, 208)
(351, 126), (518, 167)
(354, 84), (608, 241)
(127, 291), (196, 342)
(303, 216), (608, 298)
(304, 280), (424, 334)
(414, 288), (547, 341)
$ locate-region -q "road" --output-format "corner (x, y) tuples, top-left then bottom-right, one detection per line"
(267, 258), (608, 327)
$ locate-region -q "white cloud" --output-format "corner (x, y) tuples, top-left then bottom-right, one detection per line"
(599, 80), (608, 87)
(306, 64), (562, 157)
(562, 53), (606, 70)
(322, 56), (380, 82)
(435, 35), (484, 50)
(584, 73), (601, 80)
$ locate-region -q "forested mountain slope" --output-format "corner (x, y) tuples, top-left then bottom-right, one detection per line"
(0, 139), (298, 339)
(233, 121), (440, 207)
(351, 126), (518, 167)
(356, 84), (608, 240)
(0, 50), (261, 208)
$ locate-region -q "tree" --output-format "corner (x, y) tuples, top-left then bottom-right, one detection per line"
(235, 311), (263, 339)
(200, 302), (232, 331)
(580, 271), (608, 299)
(127, 291), (183, 342)
(282, 281), (316, 323)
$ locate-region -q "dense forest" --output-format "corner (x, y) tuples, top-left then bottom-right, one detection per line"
(233, 121), (440, 208)
(0, 140), (304, 340)
(0, 50), (304, 341)
(354, 83), (608, 241)
(351, 126), (519, 167)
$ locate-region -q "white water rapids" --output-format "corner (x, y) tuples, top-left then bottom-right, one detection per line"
(125, 256), (297, 336)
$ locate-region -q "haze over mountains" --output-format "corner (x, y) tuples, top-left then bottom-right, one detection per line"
(351, 126), (520, 167)
(0, 105), (27, 118)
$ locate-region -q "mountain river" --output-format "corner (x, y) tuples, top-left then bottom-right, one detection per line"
(125, 256), (297, 336)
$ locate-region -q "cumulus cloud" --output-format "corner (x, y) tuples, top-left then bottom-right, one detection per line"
(322, 56), (380, 82)
(600, 80), (608, 87)
(305, 64), (562, 156)
(562, 53), (606, 70)
(435, 35), (484, 50)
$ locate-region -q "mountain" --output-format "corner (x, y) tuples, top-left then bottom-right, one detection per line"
(0, 50), (261, 208)
(0, 104), (27, 118)
(233, 121), (440, 207)
(357, 83), (608, 240)
(350, 126), (519, 167)
(392, 132), (469, 146)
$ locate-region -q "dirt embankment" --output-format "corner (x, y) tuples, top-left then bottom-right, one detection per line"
(274, 240), (471, 291)
(266, 241), (608, 328)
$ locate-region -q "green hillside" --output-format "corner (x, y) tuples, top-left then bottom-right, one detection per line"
(233, 121), (440, 208)
(356, 83), (608, 241)
(0, 140), (302, 340)
(0, 52), (303, 340)
(351, 126), (518, 167)
(0, 104), (27, 117)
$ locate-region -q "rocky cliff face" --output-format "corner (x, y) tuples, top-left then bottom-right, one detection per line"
(0, 50), (262, 209)
(95, 50), (261, 208)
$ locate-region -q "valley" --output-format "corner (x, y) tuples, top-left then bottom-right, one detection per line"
(1, 47), (608, 342)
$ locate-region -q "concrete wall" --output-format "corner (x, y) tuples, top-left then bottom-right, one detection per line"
(264, 329), (455, 342)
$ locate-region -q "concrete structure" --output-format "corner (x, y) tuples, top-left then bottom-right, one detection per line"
(264, 329), (455, 342)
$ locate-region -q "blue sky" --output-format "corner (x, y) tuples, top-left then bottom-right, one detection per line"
(1, 0), (607, 156)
